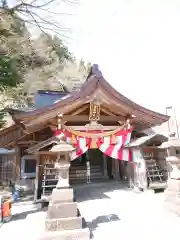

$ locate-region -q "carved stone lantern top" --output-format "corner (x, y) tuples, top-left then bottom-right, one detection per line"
(50, 140), (75, 153)
(159, 139), (180, 149)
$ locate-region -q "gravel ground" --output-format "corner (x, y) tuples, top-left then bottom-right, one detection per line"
(0, 182), (180, 240)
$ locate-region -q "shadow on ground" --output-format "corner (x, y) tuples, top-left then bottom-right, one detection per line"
(11, 207), (47, 222)
(82, 214), (120, 238)
(15, 195), (34, 203)
(74, 181), (129, 202)
(75, 182), (126, 238)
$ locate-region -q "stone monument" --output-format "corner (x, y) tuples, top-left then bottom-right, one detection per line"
(40, 140), (90, 240)
(161, 139), (180, 216)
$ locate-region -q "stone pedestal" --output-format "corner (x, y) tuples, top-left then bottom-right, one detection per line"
(164, 156), (180, 215)
(41, 156), (90, 240)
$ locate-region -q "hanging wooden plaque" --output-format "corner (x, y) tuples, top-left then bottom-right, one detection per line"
(89, 101), (100, 121)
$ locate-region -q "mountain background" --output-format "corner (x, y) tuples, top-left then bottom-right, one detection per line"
(0, 6), (91, 128)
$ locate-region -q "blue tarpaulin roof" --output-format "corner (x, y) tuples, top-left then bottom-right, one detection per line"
(6, 90), (70, 113)
(34, 90), (69, 108)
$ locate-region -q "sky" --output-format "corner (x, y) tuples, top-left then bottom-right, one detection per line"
(62, 0), (180, 116)
(10, 0), (180, 116)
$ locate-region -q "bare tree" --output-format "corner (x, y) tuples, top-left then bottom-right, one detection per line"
(0, 0), (78, 37)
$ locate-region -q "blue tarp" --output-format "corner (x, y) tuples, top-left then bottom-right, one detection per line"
(34, 90), (69, 108)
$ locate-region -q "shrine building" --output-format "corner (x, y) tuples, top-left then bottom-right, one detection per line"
(0, 64), (169, 200)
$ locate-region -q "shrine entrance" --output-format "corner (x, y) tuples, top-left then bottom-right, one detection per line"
(69, 149), (128, 185)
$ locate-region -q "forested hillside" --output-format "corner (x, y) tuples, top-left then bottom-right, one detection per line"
(0, 4), (91, 128)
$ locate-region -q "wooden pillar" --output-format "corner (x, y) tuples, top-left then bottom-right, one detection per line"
(119, 161), (125, 180)
(15, 144), (21, 182)
(114, 159), (120, 180)
(127, 162), (135, 188)
(34, 153), (40, 202)
(103, 154), (108, 178)
(111, 158), (119, 180)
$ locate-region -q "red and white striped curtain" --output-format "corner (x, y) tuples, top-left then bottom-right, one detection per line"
(97, 129), (132, 161)
(55, 128), (132, 161)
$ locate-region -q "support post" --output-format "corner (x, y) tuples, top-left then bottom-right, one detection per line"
(114, 159), (120, 181)
(15, 144), (21, 182)
(34, 153), (40, 202)
(103, 154), (108, 178)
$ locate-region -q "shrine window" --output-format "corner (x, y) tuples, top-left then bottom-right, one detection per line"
(21, 155), (36, 179)
(176, 148), (180, 156)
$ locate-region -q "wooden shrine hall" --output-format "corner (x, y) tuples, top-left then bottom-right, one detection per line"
(0, 64), (169, 200)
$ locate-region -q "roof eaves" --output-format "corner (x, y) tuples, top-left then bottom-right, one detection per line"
(126, 133), (168, 148)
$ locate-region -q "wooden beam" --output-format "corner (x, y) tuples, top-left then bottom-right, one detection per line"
(48, 124), (123, 131)
(62, 126), (121, 130)
(71, 105), (89, 115)
(37, 151), (58, 155)
(23, 124), (49, 135)
(100, 107), (116, 116)
(3, 125), (49, 148)
(63, 115), (125, 122)
(18, 140), (38, 144)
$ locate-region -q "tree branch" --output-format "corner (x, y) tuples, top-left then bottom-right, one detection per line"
(10, 0), (57, 12)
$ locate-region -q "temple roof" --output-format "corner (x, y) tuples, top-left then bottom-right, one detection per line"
(11, 64), (168, 130)
(0, 64), (170, 145)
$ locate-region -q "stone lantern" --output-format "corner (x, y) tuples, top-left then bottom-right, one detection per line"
(41, 140), (90, 240)
(50, 141), (74, 189)
(160, 139), (180, 215)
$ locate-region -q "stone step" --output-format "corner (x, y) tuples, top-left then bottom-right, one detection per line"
(149, 182), (167, 189)
(45, 217), (82, 231)
(47, 202), (77, 219)
(40, 228), (90, 240)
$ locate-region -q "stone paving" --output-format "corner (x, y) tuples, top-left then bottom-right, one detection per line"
(1, 182), (180, 240)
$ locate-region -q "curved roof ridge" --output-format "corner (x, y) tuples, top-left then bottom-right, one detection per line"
(10, 64), (169, 128)
(98, 74), (168, 120)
